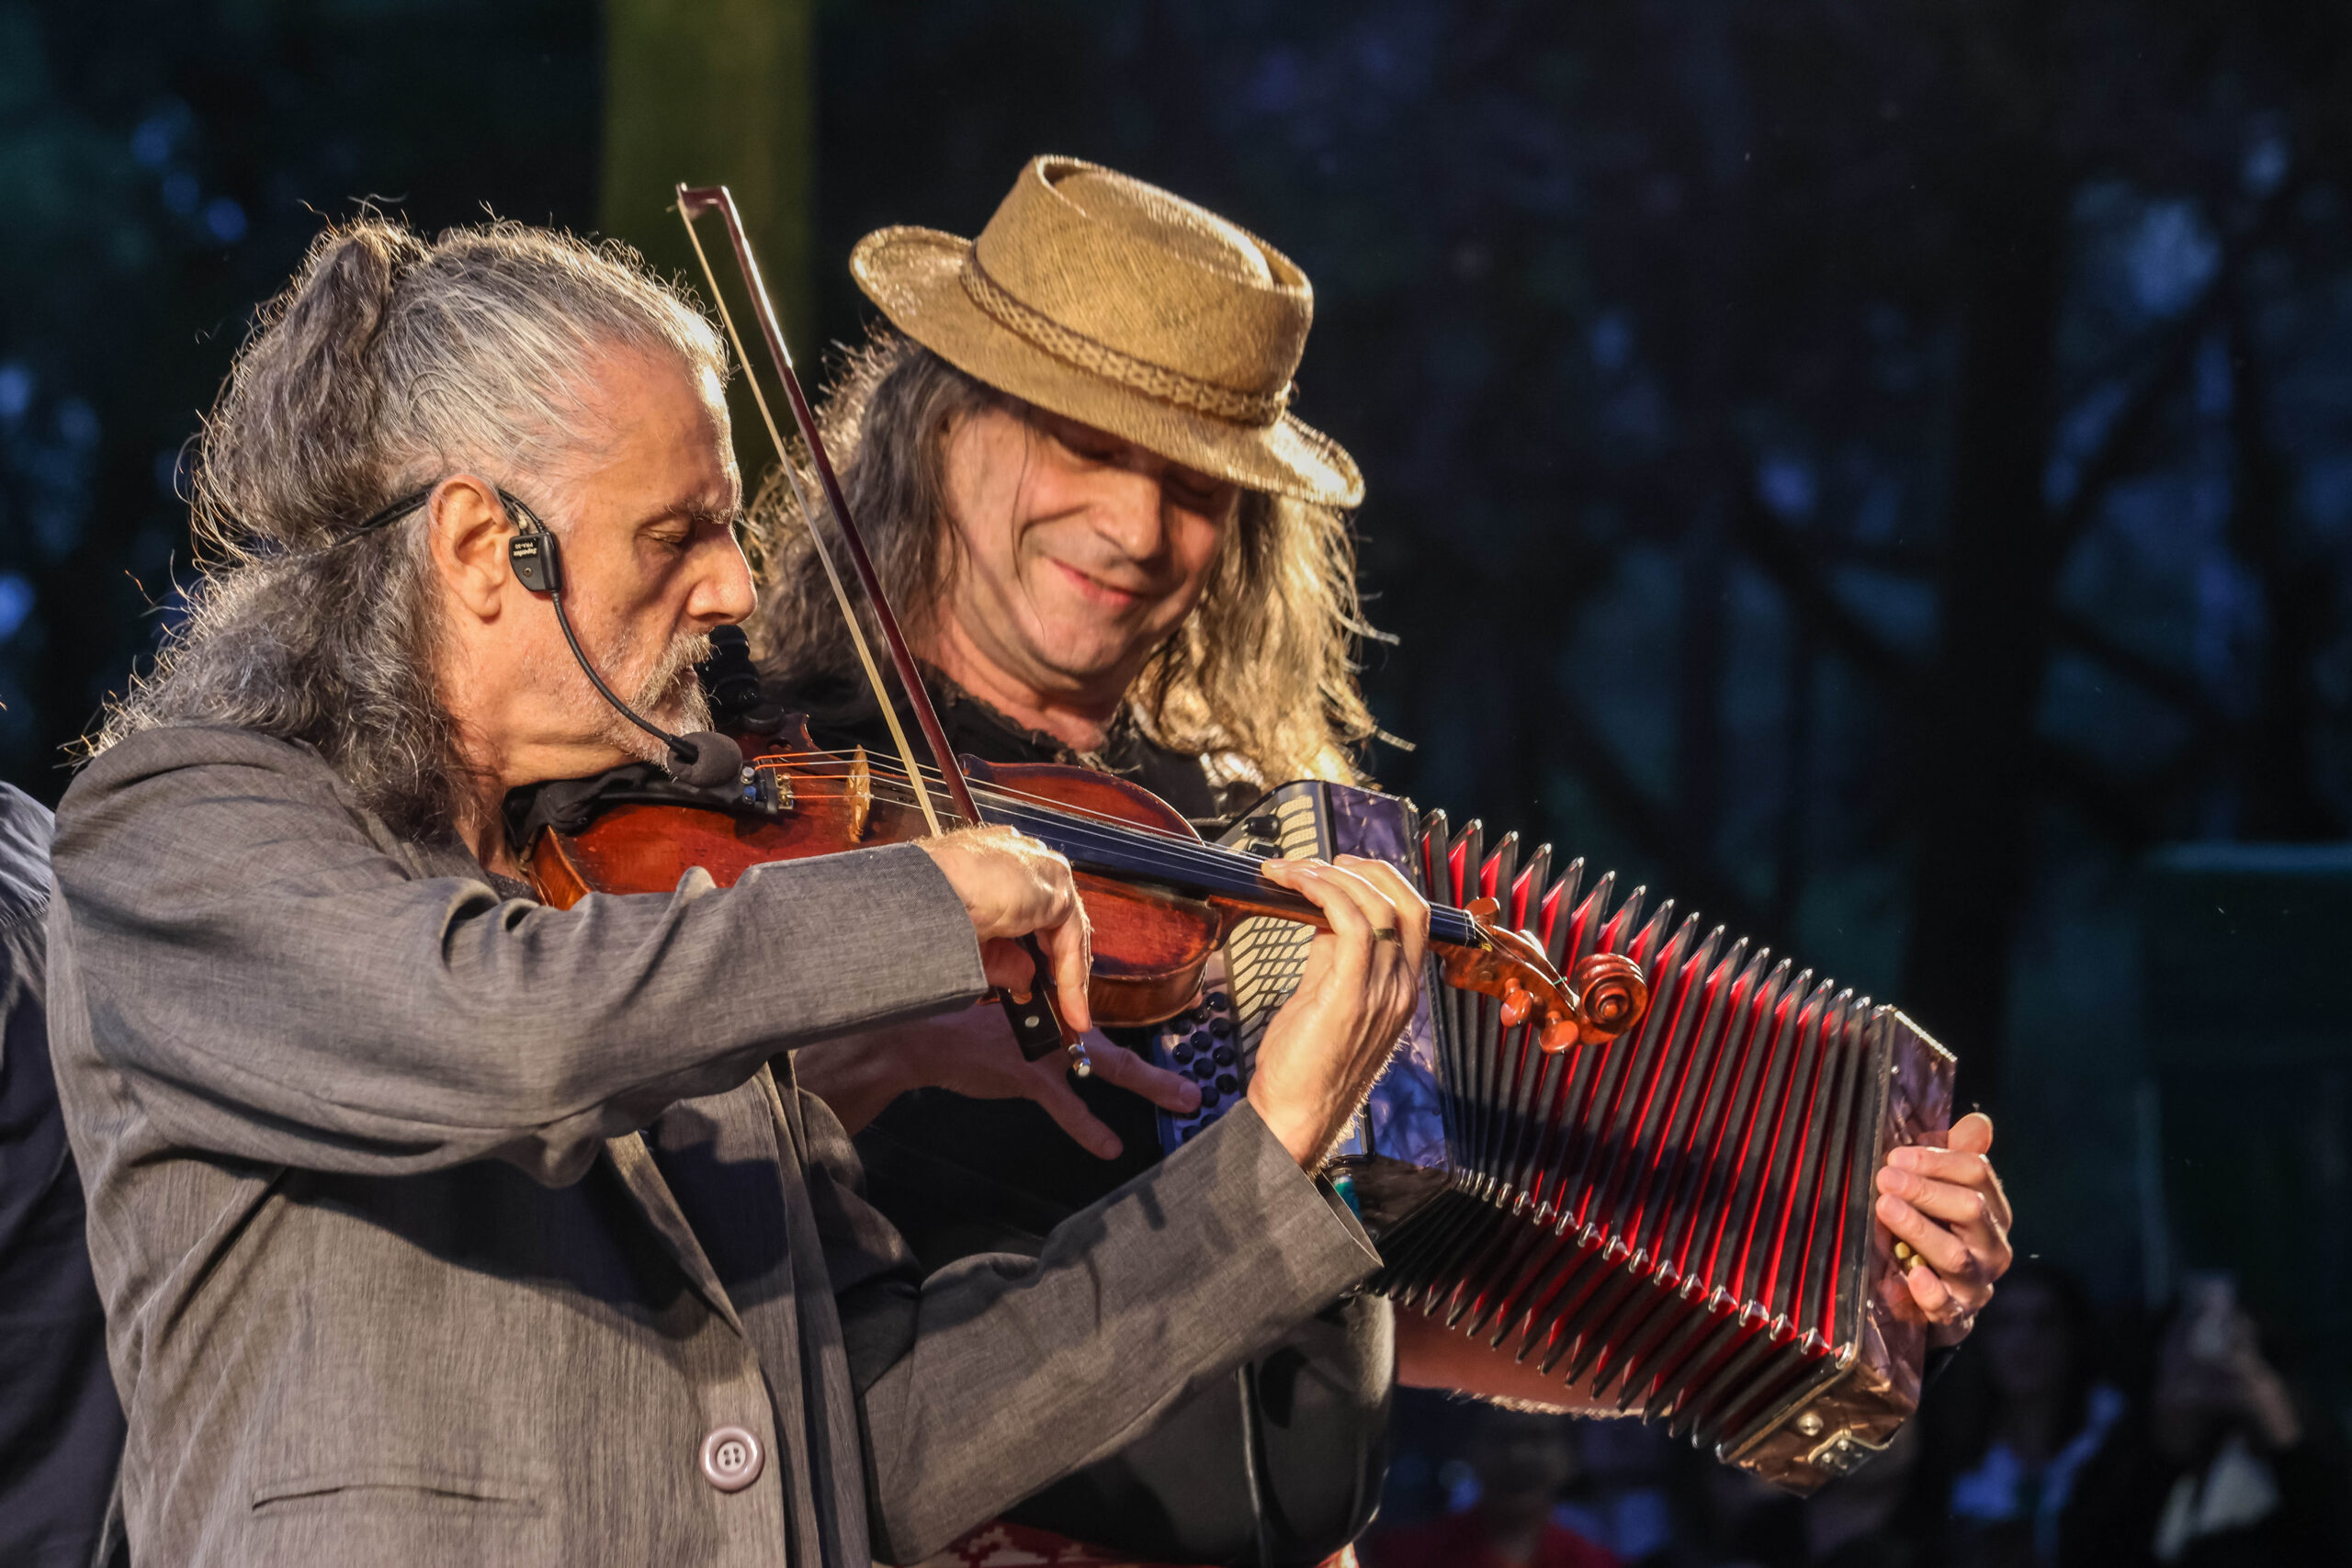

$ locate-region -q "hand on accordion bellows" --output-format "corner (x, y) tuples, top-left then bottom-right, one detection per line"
(1873, 1111), (2014, 1346)
(1247, 854), (1430, 1168)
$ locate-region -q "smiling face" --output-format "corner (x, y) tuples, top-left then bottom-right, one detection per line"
(927, 402), (1240, 744)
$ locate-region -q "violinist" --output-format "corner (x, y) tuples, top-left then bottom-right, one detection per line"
(761, 156), (2016, 1565)
(46, 215), (1428, 1568)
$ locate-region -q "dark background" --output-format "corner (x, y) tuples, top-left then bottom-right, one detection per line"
(7, 0), (2351, 1549)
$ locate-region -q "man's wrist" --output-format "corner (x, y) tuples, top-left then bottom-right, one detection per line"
(1246, 1078), (1336, 1168)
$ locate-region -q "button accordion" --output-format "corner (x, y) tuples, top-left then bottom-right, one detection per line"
(1153, 781), (1955, 1493)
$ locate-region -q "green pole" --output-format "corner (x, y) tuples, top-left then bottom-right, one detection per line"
(602, 0), (813, 487)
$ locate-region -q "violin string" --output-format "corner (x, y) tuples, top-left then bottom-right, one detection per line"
(753, 759), (1317, 890)
(763, 749), (1216, 844)
(741, 766), (1492, 938)
(748, 750), (1492, 925)
(755, 750), (1255, 852)
(763, 782), (1301, 896)
(759, 748), (1326, 868)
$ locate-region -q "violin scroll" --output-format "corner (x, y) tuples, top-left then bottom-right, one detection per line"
(1570, 952), (1650, 1046)
(1441, 897), (1651, 1054)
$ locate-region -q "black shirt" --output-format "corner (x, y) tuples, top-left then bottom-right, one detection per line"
(777, 671), (1391, 1566)
(0, 783), (127, 1568)
(784, 670), (1258, 1239)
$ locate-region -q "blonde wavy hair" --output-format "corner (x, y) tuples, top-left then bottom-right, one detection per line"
(750, 333), (1380, 786)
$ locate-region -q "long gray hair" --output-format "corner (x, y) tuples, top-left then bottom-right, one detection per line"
(752, 333), (1379, 785)
(92, 216), (726, 838)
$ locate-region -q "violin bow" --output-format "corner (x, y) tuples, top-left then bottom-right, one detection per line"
(675, 186), (1075, 1061)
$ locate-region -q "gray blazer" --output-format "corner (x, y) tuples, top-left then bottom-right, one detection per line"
(48, 727), (1378, 1568)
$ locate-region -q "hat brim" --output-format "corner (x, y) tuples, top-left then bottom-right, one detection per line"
(851, 226), (1364, 509)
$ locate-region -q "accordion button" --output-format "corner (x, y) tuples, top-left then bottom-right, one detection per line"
(1213, 1044), (1236, 1066)
(1207, 991), (1230, 1011)
(1172, 1044), (1195, 1065)
(1210, 1019), (1234, 1039)
(1216, 1074), (1238, 1093)
(1199, 1087), (1222, 1109)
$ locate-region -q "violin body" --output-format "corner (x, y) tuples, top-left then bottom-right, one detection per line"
(527, 730), (1646, 1046)
(527, 743), (1230, 1027)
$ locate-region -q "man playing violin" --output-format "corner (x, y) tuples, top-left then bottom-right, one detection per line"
(761, 156), (2016, 1565)
(46, 215), (1439, 1568)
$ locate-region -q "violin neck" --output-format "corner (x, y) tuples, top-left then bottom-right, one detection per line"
(1207, 889), (1487, 955)
(978, 793), (1487, 949)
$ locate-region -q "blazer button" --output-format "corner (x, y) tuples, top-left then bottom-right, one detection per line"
(699, 1425), (764, 1492)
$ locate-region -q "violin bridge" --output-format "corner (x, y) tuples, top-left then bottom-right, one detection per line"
(846, 745), (872, 841)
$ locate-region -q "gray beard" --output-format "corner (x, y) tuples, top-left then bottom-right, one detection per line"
(567, 624), (716, 767)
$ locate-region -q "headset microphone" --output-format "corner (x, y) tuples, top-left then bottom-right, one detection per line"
(502, 490), (744, 791)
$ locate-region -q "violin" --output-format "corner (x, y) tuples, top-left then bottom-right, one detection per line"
(522, 722), (1650, 1054)
(572, 186), (1645, 1056)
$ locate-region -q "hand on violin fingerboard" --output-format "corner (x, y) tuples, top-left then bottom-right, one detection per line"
(917, 826), (1094, 1035)
(1246, 855), (1430, 1169)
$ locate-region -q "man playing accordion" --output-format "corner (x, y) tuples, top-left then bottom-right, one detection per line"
(764, 156), (2017, 1566)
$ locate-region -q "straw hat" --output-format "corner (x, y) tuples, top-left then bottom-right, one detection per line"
(850, 155), (1363, 508)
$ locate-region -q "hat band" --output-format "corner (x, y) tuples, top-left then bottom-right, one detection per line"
(960, 254), (1293, 429)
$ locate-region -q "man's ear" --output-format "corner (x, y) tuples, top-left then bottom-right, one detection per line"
(426, 475), (513, 626)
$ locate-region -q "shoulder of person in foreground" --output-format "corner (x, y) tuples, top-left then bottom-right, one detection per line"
(51, 722), (989, 1185)
(0, 776), (129, 1568)
(0, 779), (51, 921)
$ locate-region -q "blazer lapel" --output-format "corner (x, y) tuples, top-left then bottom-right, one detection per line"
(604, 1131), (749, 1337)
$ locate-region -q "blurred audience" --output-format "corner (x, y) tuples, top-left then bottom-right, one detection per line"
(1660, 1419), (1922, 1568)
(1804, 1419), (1926, 1568)
(1558, 1418), (1679, 1565)
(1662, 1442), (1804, 1568)
(1370, 1266), (2351, 1568)
(2059, 1276), (2348, 1566)
(1912, 1261), (2124, 1567)
(1363, 1406), (1622, 1568)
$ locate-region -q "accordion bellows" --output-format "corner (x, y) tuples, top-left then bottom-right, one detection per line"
(1340, 809), (1956, 1493)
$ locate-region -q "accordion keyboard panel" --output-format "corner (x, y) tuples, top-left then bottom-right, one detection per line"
(1154, 793), (1322, 1149)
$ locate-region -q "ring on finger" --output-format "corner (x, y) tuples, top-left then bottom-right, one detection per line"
(1371, 927), (1402, 945)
